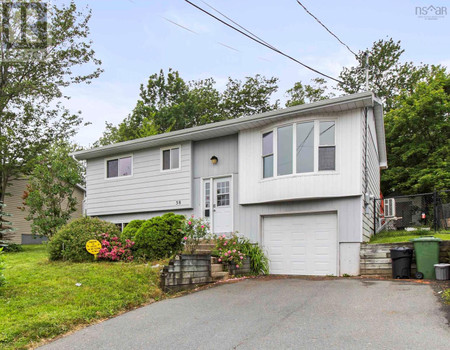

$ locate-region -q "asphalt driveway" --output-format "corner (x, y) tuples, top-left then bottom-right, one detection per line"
(40, 278), (449, 350)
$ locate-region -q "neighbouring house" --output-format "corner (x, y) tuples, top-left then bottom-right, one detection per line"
(3, 178), (86, 244)
(73, 91), (387, 276)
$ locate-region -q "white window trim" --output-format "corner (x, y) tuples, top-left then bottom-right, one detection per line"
(160, 145), (182, 172)
(260, 118), (338, 180)
(104, 154), (133, 180)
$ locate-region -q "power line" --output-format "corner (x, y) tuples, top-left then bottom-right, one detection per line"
(183, 0), (344, 84)
(162, 17), (198, 34)
(295, 0), (358, 58)
(200, 0), (277, 51)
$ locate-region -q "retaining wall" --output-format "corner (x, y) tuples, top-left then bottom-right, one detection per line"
(360, 241), (450, 277)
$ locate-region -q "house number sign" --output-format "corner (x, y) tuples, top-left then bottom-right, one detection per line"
(86, 239), (102, 258)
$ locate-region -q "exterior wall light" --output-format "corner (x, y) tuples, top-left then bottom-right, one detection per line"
(210, 156), (218, 165)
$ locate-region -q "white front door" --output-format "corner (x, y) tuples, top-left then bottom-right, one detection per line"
(212, 177), (232, 234)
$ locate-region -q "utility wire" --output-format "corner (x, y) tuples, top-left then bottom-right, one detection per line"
(183, 0), (344, 84)
(200, 0), (277, 51)
(295, 0), (358, 58)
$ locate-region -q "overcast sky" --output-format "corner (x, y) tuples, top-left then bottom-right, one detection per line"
(56, 0), (449, 147)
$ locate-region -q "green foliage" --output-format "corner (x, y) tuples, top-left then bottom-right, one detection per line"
(0, 202), (14, 240)
(1, 245), (162, 349)
(213, 234), (269, 274)
(214, 234), (245, 268)
(238, 237), (270, 275)
(23, 143), (84, 238)
(285, 78), (334, 107)
(95, 69), (279, 146)
(369, 230), (450, 244)
(338, 38), (431, 111)
(0, 248), (5, 288)
(48, 216), (120, 262)
(0, 1), (102, 207)
(121, 220), (145, 241)
(180, 216), (211, 254)
(0, 241), (23, 253)
(381, 67), (450, 195)
(443, 288), (450, 305)
(134, 213), (185, 260)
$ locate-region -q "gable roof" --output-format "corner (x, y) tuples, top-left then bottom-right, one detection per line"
(73, 91), (387, 168)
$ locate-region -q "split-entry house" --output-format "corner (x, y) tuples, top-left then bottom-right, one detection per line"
(74, 91), (387, 276)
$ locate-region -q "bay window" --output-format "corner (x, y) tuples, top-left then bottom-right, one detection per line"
(262, 120), (336, 178)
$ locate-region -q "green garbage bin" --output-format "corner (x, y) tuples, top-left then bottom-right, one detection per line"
(411, 237), (442, 279)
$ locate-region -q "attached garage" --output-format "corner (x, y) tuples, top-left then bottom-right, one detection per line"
(262, 212), (338, 276)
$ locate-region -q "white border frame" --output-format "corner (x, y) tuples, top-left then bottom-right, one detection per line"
(160, 144), (182, 172)
(200, 174), (234, 234)
(259, 117), (338, 181)
(104, 154), (134, 180)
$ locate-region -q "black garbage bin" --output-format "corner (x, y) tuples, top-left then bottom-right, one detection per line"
(390, 247), (413, 279)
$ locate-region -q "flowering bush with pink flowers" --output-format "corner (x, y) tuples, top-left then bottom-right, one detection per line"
(213, 234), (245, 269)
(97, 233), (135, 262)
(180, 216), (211, 254)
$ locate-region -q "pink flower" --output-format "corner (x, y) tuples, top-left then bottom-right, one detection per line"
(188, 221), (192, 225)
(228, 250), (231, 254)
(201, 225), (205, 228)
(233, 242), (236, 245)
(223, 243), (227, 246)
(218, 258), (222, 262)
(240, 256), (243, 259)
(222, 234), (226, 238)
(184, 236), (188, 240)
(236, 265), (239, 268)
(224, 253), (228, 256)
(232, 249), (236, 253)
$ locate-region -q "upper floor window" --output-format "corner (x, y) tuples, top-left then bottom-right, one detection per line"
(261, 120), (336, 178)
(262, 131), (274, 178)
(107, 156), (132, 178)
(162, 146), (180, 170)
(296, 122), (314, 173)
(319, 121), (335, 171)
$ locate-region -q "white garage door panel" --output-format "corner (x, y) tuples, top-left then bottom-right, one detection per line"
(263, 213), (337, 276)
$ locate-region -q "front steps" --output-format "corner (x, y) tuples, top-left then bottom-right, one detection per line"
(182, 241), (230, 282)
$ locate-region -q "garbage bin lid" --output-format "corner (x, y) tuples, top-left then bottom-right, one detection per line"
(390, 247), (413, 251)
(434, 263), (450, 267)
(410, 236), (442, 242)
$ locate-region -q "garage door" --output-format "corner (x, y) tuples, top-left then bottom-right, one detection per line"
(263, 213), (338, 276)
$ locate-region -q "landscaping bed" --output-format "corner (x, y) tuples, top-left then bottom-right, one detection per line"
(0, 245), (162, 349)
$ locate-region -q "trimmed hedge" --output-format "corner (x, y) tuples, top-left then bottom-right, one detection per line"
(121, 220), (145, 241)
(134, 213), (185, 260)
(48, 217), (121, 262)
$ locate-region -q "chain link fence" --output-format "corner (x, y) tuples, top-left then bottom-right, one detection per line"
(374, 190), (450, 234)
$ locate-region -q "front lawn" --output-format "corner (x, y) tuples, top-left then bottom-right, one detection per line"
(369, 230), (450, 244)
(0, 245), (162, 349)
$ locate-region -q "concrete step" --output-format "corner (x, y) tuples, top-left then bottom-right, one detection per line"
(211, 263), (225, 273)
(211, 271), (229, 281)
(196, 244), (216, 250)
(211, 256), (221, 264)
(192, 249), (213, 255)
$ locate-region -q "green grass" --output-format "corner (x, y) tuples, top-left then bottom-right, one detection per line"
(369, 229), (450, 244)
(444, 289), (450, 305)
(0, 245), (163, 349)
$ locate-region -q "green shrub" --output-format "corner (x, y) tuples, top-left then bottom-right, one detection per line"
(121, 220), (145, 241)
(134, 213), (185, 260)
(0, 240), (24, 252)
(0, 248), (5, 287)
(48, 216), (120, 262)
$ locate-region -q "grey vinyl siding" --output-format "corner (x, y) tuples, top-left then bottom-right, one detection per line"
(85, 141), (192, 216)
(361, 108), (381, 241)
(192, 135), (238, 178)
(237, 196), (362, 243)
(192, 135), (239, 231)
(97, 209), (193, 224)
